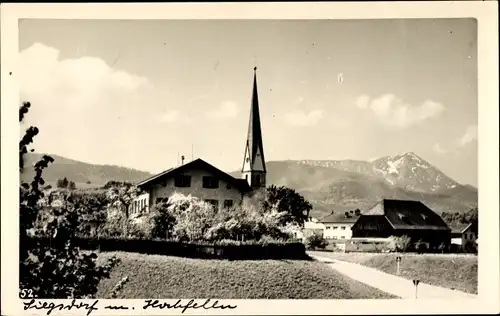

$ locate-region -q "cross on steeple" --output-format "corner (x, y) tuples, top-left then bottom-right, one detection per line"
(241, 67), (267, 189)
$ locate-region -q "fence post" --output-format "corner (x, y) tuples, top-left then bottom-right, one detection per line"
(396, 255), (401, 275)
(413, 279), (420, 299)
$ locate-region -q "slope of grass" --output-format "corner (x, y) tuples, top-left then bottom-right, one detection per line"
(96, 252), (396, 299)
(309, 251), (477, 294)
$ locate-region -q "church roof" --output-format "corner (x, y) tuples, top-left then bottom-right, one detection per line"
(136, 158), (252, 193)
(242, 67), (266, 173)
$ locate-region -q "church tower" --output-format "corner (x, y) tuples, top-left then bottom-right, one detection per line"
(241, 67), (267, 190)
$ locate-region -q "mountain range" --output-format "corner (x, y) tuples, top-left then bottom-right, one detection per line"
(20, 153), (152, 189)
(20, 152), (477, 218)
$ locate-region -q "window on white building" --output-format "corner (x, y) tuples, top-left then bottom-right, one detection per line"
(203, 176), (219, 189)
(174, 175), (191, 187)
(333, 226), (338, 230)
(341, 226), (346, 230)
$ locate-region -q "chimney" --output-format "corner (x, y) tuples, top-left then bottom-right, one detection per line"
(181, 155), (185, 165)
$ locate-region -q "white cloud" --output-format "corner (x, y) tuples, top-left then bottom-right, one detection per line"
(356, 94), (445, 128)
(19, 43), (151, 165)
(356, 95), (370, 109)
(458, 124), (478, 147)
(285, 109), (324, 127)
(207, 101), (239, 120)
(20, 43), (149, 109)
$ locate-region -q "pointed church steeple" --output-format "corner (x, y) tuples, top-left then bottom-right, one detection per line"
(242, 67), (267, 189)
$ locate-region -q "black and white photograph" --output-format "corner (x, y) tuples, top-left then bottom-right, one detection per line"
(1, 2), (499, 315)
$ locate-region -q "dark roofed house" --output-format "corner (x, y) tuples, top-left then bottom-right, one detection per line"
(351, 199), (451, 249)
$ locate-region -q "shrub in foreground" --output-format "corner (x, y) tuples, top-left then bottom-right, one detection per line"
(19, 102), (118, 298)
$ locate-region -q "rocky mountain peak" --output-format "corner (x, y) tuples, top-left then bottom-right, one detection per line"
(296, 152), (460, 193)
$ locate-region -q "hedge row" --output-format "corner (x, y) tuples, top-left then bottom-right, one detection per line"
(23, 236), (308, 260)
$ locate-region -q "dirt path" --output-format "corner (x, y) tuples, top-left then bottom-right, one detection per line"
(309, 253), (477, 299)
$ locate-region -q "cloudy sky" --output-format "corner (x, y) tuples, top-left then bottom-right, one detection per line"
(19, 18), (477, 186)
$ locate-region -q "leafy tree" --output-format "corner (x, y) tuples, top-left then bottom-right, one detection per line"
(103, 180), (133, 189)
(166, 193), (217, 241)
(106, 183), (141, 219)
(19, 102), (118, 298)
(305, 233), (328, 250)
(68, 181), (76, 190)
(147, 201), (176, 239)
(204, 200), (289, 242)
(101, 210), (131, 237)
(263, 185), (312, 227)
(56, 179), (65, 188)
(441, 207), (478, 227)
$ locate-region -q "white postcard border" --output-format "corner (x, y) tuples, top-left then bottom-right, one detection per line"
(1, 2), (498, 315)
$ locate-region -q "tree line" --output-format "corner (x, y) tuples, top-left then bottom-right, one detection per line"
(56, 177), (76, 190)
(441, 207), (478, 228)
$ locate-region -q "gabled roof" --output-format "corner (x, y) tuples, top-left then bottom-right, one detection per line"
(363, 199), (450, 231)
(319, 212), (360, 224)
(136, 158), (252, 193)
(450, 223), (471, 234)
(451, 220), (478, 234)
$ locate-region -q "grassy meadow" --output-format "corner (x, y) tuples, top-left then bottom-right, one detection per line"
(309, 251), (478, 294)
(96, 252), (397, 299)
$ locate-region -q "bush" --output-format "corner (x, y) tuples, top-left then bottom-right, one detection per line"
(103, 181), (133, 189)
(203, 199), (291, 242)
(263, 185), (312, 226)
(305, 233), (328, 250)
(166, 193), (217, 241)
(100, 208), (147, 238)
(464, 241), (477, 254)
(414, 240), (429, 253)
(387, 235), (412, 252)
(437, 242), (448, 253)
